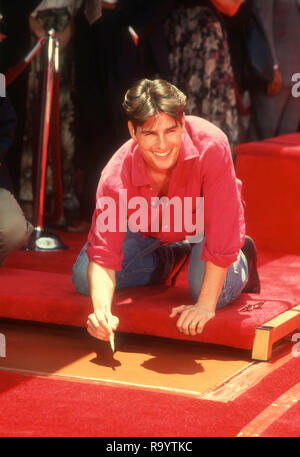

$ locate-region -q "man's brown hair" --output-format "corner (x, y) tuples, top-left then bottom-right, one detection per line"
(122, 78), (186, 129)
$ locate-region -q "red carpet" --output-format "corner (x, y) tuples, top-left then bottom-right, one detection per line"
(1, 262), (298, 351)
(261, 402), (300, 437)
(0, 355), (299, 437)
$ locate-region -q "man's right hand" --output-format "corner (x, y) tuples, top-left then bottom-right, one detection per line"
(87, 309), (119, 341)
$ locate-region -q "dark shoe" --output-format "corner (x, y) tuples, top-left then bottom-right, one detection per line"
(242, 236), (261, 293)
(152, 241), (191, 287)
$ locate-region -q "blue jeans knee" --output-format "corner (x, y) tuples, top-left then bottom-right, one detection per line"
(188, 240), (248, 308)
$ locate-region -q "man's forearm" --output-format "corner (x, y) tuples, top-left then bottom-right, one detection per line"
(87, 261), (116, 312)
(170, 260), (228, 335)
(195, 260), (228, 311)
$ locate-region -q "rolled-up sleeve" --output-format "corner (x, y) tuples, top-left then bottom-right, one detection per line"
(86, 182), (126, 271)
(200, 136), (245, 268)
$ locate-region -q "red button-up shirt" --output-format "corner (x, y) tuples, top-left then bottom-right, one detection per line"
(86, 116), (245, 270)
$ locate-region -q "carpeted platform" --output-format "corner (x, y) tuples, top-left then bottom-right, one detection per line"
(235, 133), (300, 255)
(1, 229), (299, 355)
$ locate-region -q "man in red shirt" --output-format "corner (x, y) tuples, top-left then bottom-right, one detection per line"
(72, 78), (260, 342)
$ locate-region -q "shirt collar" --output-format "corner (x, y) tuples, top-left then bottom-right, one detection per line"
(131, 128), (199, 187)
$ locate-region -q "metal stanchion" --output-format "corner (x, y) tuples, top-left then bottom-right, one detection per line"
(27, 29), (68, 251)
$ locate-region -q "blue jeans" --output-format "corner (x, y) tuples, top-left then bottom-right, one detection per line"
(72, 231), (248, 309)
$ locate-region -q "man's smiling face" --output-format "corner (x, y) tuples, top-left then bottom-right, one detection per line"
(128, 112), (185, 175)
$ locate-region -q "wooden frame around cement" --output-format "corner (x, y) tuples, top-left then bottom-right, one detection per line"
(251, 304), (300, 361)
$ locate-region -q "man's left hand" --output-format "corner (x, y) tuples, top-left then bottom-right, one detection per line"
(170, 304), (215, 336)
